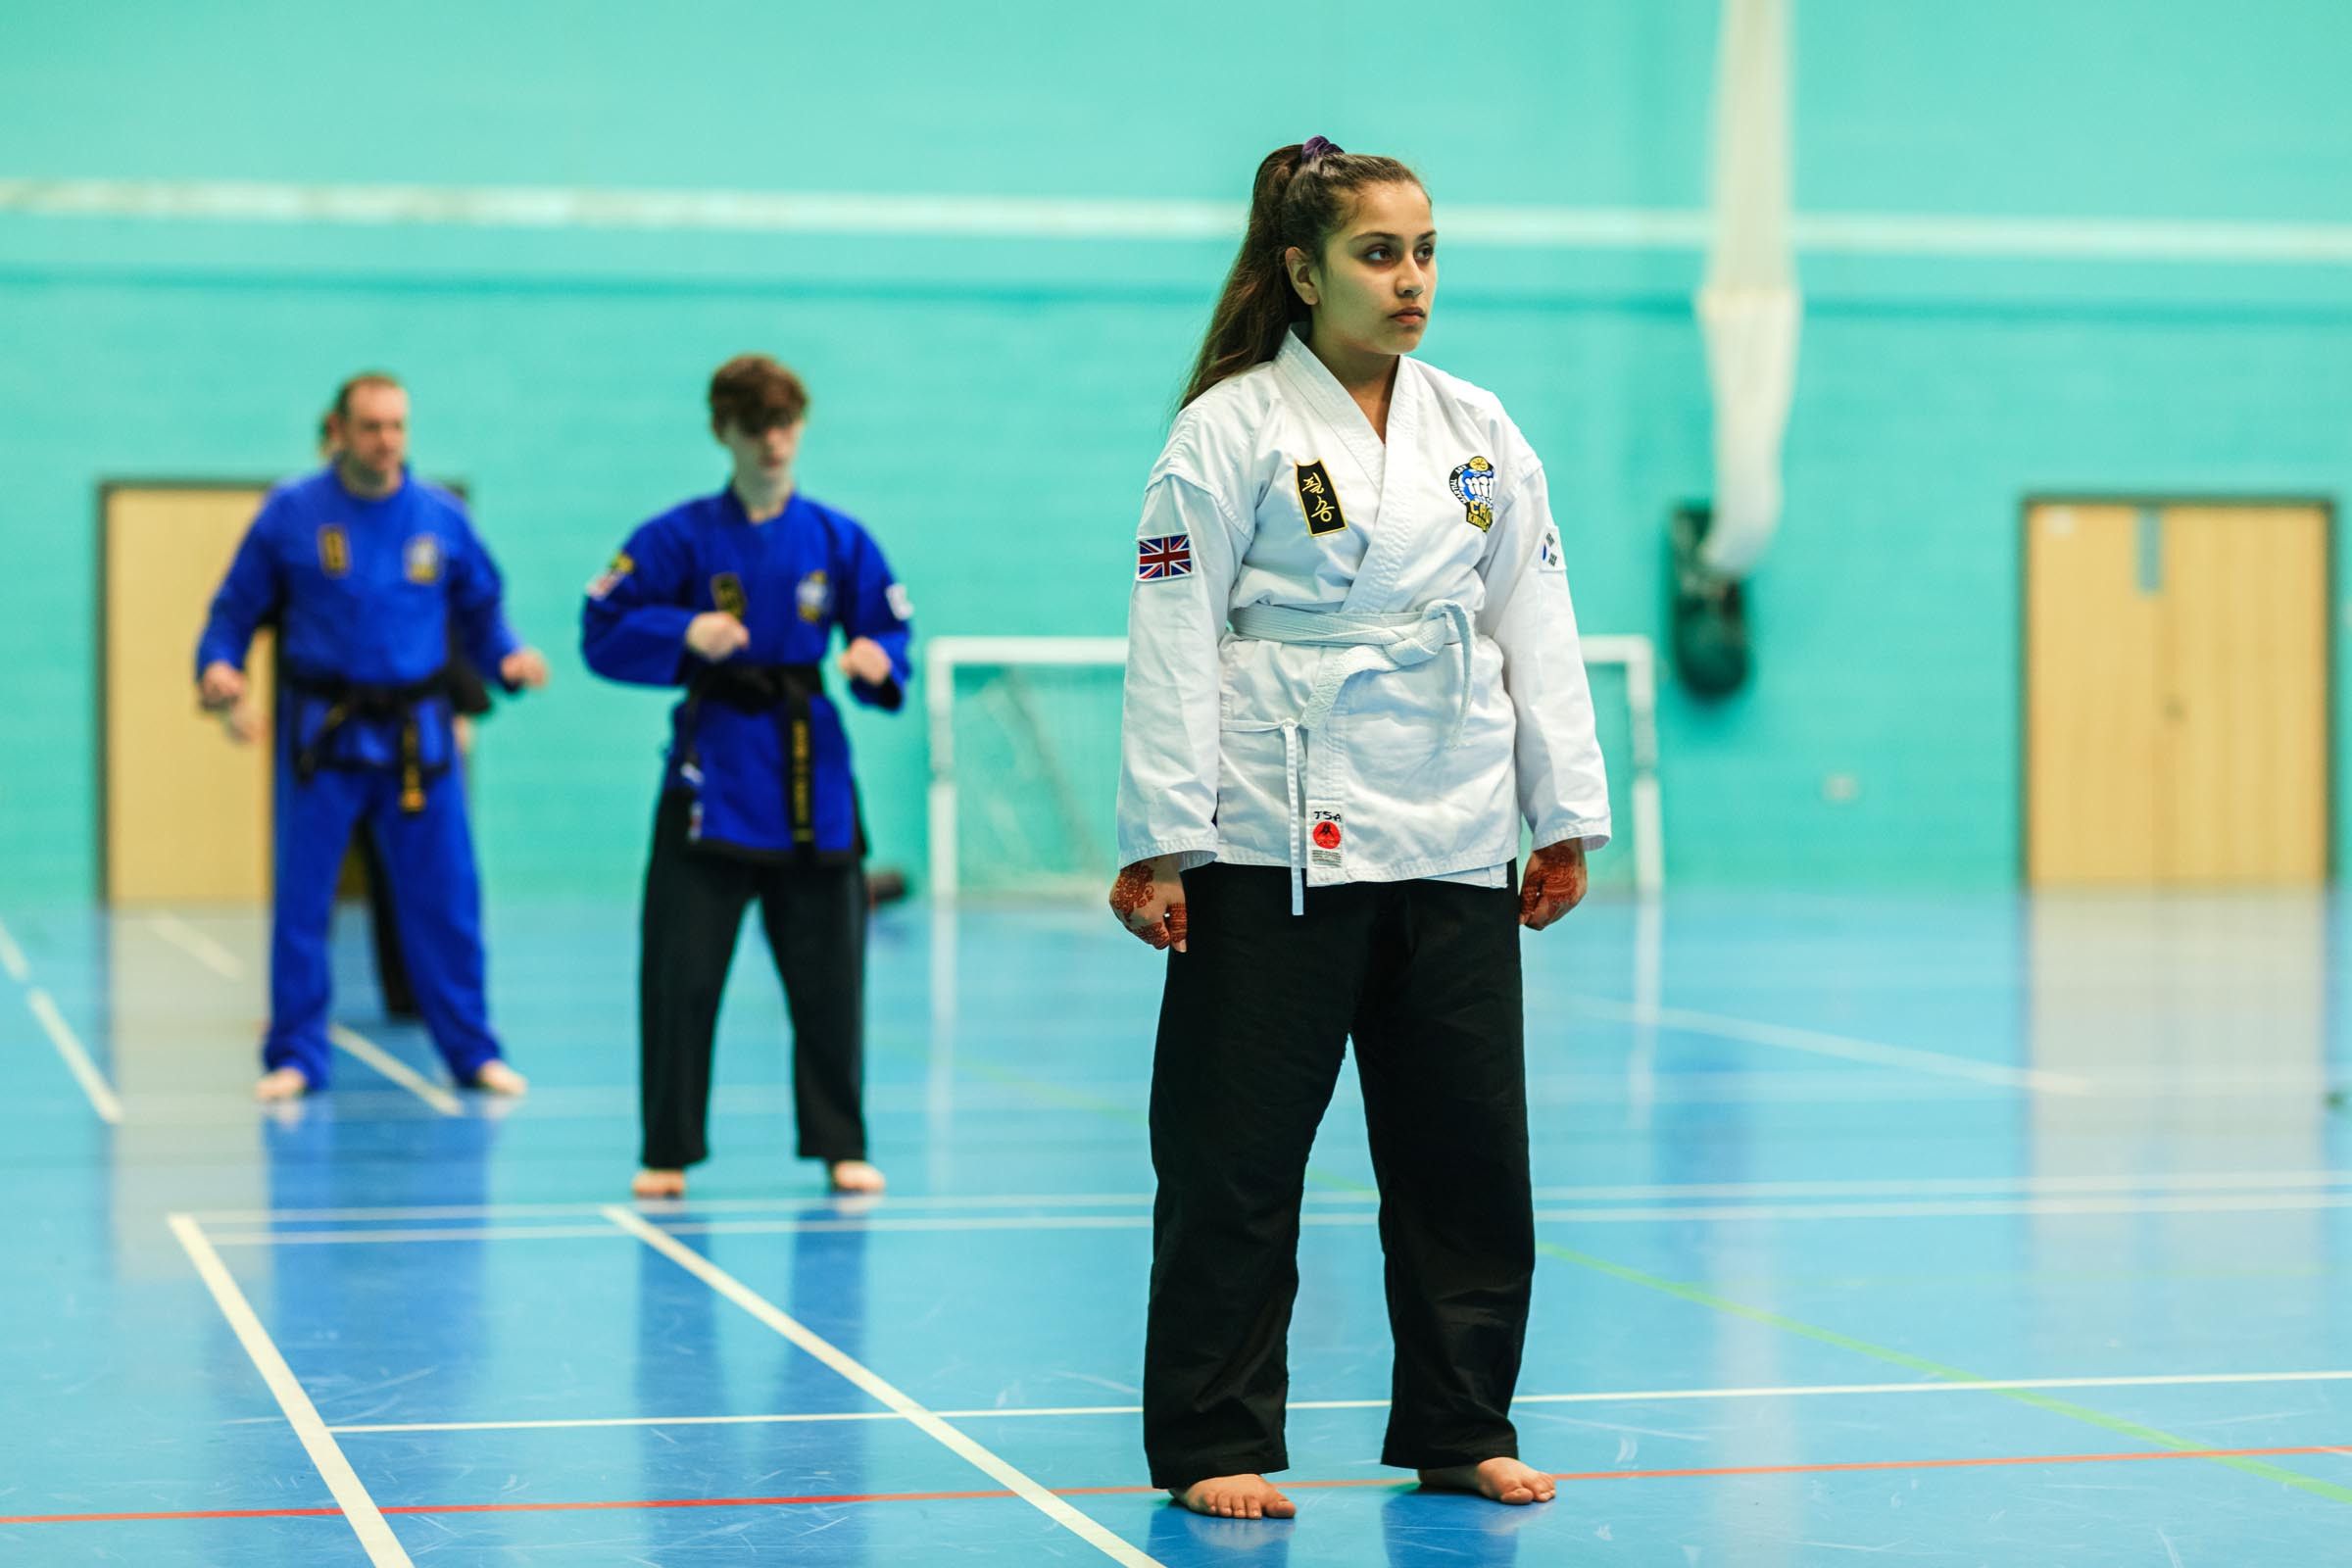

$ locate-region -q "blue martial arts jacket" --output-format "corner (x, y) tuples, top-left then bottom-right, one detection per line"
(195, 467), (522, 782)
(581, 486), (912, 863)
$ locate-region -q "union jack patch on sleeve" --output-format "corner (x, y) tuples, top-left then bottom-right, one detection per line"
(1137, 534), (1194, 581)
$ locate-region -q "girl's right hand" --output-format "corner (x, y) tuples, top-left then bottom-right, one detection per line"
(685, 612), (751, 662)
(1109, 855), (1189, 953)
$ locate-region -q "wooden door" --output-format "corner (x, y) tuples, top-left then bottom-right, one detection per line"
(2026, 501), (2328, 885)
(2160, 506), (2328, 882)
(103, 485), (273, 904)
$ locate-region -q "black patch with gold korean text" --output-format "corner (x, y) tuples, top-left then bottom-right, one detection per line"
(1295, 461), (1348, 537)
(711, 571), (748, 619)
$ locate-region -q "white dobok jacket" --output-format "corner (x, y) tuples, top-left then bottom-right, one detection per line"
(1116, 331), (1611, 911)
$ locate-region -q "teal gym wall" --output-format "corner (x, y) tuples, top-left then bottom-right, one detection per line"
(4, 0), (2350, 899)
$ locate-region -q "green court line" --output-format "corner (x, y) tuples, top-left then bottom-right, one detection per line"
(913, 1034), (2352, 1501)
(1538, 1238), (2352, 1505)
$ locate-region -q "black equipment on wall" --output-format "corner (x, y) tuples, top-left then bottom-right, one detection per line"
(1668, 502), (1752, 699)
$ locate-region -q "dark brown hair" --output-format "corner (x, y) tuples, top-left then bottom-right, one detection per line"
(1180, 141), (1422, 407)
(332, 370), (403, 418)
(709, 354), (810, 433)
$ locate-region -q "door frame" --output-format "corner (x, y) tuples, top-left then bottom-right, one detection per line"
(95, 477), (278, 901)
(2017, 492), (2338, 885)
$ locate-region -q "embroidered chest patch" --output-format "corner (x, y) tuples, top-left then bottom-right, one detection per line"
(712, 571), (749, 619)
(1294, 461), (1348, 537)
(1137, 535), (1193, 581)
(404, 533), (443, 585)
(1448, 456), (1496, 531)
(795, 570), (830, 623)
(317, 524), (351, 578)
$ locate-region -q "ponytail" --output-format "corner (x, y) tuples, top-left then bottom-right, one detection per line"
(1180, 138), (1423, 409)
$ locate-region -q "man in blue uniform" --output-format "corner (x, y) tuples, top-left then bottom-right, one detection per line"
(197, 371), (549, 1101)
(583, 353), (910, 1198)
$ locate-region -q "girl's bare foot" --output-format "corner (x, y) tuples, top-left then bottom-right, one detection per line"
(468, 1060), (529, 1096)
(1417, 1457), (1556, 1505)
(828, 1158), (886, 1194)
(1169, 1474), (1296, 1520)
(254, 1066), (310, 1102)
(631, 1168), (687, 1200)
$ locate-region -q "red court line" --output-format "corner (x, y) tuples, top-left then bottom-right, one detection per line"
(8, 1443), (2349, 1527)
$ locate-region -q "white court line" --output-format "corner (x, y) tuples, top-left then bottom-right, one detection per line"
(672, 1214), (1158, 1237)
(334, 1409), (908, 1434)
(14, 177), (2352, 266)
(186, 1168), (2352, 1225)
(169, 1214), (413, 1565)
(145, 911), (246, 980)
(327, 1367), (2352, 1436)
(328, 1024), (462, 1116)
(208, 1225), (624, 1246)
(1576, 998), (2092, 1095)
(205, 1185), (2352, 1248)
(25, 989), (124, 1124)
(605, 1205), (1163, 1568)
(0, 915), (27, 984)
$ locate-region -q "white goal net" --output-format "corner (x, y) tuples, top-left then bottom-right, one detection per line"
(926, 634), (1662, 901)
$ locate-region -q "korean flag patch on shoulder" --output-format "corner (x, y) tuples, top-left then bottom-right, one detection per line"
(1137, 534), (1193, 582)
(1537, 525), (1565, 573)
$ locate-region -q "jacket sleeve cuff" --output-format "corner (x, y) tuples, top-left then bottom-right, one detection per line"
(1117, 836), (1220, 870)
(1530, 816), (1611, 855)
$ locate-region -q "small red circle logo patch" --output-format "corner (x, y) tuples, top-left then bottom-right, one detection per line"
(1311, 820), (1343, 850)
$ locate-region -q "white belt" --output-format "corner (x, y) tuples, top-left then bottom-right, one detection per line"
(1225, 600), (1475, 914)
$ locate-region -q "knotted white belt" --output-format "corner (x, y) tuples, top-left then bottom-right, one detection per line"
(1225, 599), (1475, 914)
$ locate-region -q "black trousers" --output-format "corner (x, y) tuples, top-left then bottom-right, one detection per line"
(1143, 862), (1534, 1487)
(639, 791), (869, 1169)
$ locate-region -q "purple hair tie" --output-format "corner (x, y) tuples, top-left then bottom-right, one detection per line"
(1301, 135), (1342, 167)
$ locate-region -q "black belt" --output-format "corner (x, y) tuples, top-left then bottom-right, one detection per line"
(685, 662), (823, 849)
(284, 668), (453, 813)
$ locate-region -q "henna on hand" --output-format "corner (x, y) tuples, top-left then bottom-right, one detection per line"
(1109, 858), (1188, 951)
(1519, 841), (1589, 931)
(1109, 860), (1169, 949)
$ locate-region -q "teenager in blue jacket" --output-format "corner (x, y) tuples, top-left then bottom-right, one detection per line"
(584, 355), (911, 1198)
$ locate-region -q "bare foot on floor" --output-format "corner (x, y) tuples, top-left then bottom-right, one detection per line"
(631, 1168), (687, 1200)
(828, 1159), (886, 1194)
(1169, 1474), (1296, 1520)
(468, 1060), (529, 1097)
(1418, 1457), (1556, 1505)
(255, 1067), (310, 1102)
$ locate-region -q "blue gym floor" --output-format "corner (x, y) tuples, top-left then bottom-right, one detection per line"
(5, 889), (2351, 1565)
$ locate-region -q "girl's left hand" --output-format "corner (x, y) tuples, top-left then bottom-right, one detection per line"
(1520, 840), (1589, 931)
(840, 637), (895, 686)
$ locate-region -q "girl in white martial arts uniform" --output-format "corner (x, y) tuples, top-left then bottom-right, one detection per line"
(1110, 137), (1611, 1521)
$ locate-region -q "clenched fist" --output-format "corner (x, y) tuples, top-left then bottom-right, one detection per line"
(685, 612), (751, 662)
(839, 636), (894, 686)
(501, 648), (551, 690)
(1520, 840), (1589, 931)
(1109, 855), (1189, 953)
(198, 662), (246, 711)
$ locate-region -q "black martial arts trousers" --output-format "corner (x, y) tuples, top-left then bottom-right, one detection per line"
(639, 791), (868, 1169)
(1143, 862), (1534, 1488)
